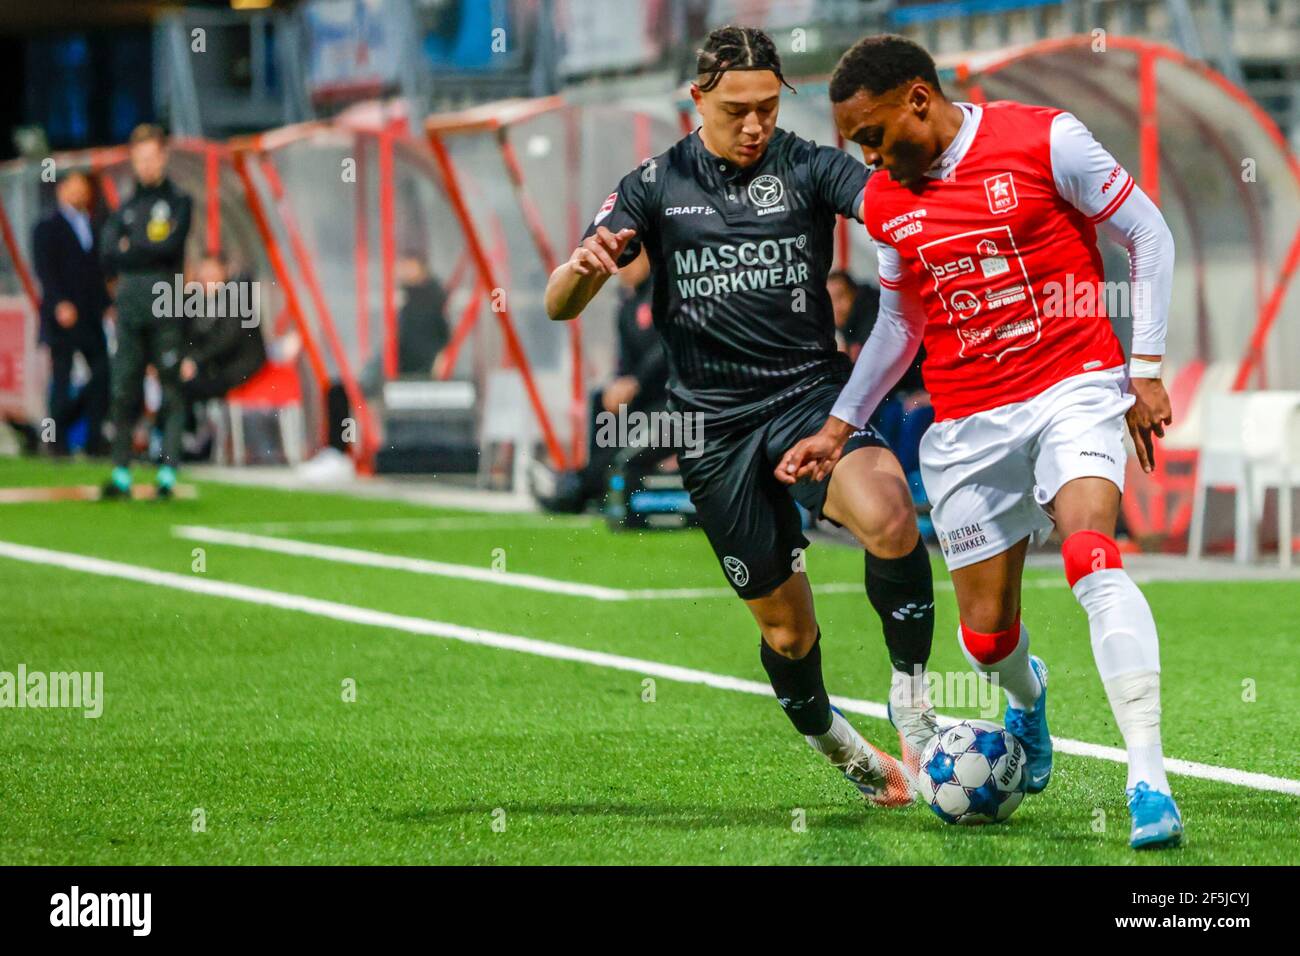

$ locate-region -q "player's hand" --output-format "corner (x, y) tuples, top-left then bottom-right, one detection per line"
(775, 417), (855, 485)
(54, 301), (78, 328)
(601, 376), (640, 414)
(1126, 377), (1172, 474)
(568, 227), (636, 277)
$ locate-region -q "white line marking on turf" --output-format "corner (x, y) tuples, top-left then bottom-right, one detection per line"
(2, 538), (1297, 798)
(199, 516), (600, 536)
(171, 524), (1067, 601)
(172, 525), (629, 601)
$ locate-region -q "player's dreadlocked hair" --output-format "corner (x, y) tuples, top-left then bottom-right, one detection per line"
(695, 25), (797, 94)
(829, 34), (943, 103)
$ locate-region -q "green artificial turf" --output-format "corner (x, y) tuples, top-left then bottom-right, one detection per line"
(0, 456), (1296, 864)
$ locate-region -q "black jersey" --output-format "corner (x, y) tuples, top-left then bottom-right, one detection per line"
(583, 127), (867, 431)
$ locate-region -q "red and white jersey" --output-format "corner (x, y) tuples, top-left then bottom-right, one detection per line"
(865, 101), (1132, 421)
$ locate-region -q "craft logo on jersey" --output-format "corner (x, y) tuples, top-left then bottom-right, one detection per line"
(983, 173), (1018, 214)
(723, 556), (749, 587)
(748, 174), (786, 215)
(592, 191), (618, 226)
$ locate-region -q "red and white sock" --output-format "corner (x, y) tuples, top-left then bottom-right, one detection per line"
(958, 615), (1042, 711)
(1063, 530), (1170, 794)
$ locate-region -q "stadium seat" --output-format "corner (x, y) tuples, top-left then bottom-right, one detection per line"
(212, 362), (305, 467)
(1188, 391), (1300, 567)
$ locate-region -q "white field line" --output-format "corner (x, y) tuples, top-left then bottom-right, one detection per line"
(197, 516), (599, 536)
(172, 524), (1067, 601)
(172, 525), (628, 601)
(1, 538), (1297, 798)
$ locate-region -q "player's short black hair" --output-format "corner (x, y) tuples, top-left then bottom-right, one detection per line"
(829, 34), (943, 103)
(696, 25), (797, 94)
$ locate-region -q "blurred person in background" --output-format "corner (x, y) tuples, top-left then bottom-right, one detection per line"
(827, 269), (877, 360)
(99, 124), (192, 499)
(304, 254), (451, 481)
(827, 269), (932, 493)
(33, 168), (111, 456)
(179, 252), (267, 459)
(537, 248), (669, 513)
(358, 254), (451, 394)
(180, 253), (266, 402)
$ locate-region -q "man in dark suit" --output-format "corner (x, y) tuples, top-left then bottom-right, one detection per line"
(32, 169), (112, 455)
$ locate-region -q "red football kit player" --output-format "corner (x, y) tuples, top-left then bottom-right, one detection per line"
(779, 35), (1183, 848)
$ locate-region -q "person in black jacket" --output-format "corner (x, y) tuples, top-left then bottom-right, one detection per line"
(100, 124), (192, 498)
(180, 253), (266, 402)
(32, 169), (111, 455)
(538, 249), (670, 513)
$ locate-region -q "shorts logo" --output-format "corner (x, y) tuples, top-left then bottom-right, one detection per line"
(723, 556), (749, 587)
(1079, 449), (1116, 464)
(938, 522), (987, 557)
(984, 173), (1018, 214)
(592, 192), (617, 226)
(748, 174), (784, 209)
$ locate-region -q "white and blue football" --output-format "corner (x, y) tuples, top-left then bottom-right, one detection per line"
(917, 719), (1027, 825)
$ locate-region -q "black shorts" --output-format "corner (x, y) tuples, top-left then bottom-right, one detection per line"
(677, 379), (890, 600)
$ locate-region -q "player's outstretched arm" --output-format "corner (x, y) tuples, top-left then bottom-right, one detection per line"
(544, 226), (637, 322)
(1096, 191), (1174, 473)
(775, 280), (925, 485)
(1052, 111), (1175, 473)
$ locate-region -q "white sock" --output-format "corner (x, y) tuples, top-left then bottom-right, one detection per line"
(1104, 672), (1171, 793)
(889, 665), (929, 710)
(1072, 568), (1170, 794)
(806, 709), (861, 765)
(958, 620), (1041, 711)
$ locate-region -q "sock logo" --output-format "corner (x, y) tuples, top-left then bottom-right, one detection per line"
(723, 556), (749, 587)
(891, 601), (934, 621)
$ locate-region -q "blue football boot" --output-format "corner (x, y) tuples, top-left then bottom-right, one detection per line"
(1004, 655), (1052, 794)
(1127, 782), (1184, 849)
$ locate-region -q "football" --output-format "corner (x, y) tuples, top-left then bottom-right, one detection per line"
(918, 719), (1028, 825)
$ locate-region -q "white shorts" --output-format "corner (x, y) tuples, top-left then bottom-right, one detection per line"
(920, 367), (1135, 570)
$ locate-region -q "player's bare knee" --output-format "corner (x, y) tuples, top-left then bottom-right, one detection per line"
(760, 621), (819, 659)
(843, 488), (916, 558)
(864, 503), (919, 559)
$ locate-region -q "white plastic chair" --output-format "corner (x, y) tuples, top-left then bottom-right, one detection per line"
(1188, 391), (1300, 568)
(478, 369), (539, 494)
